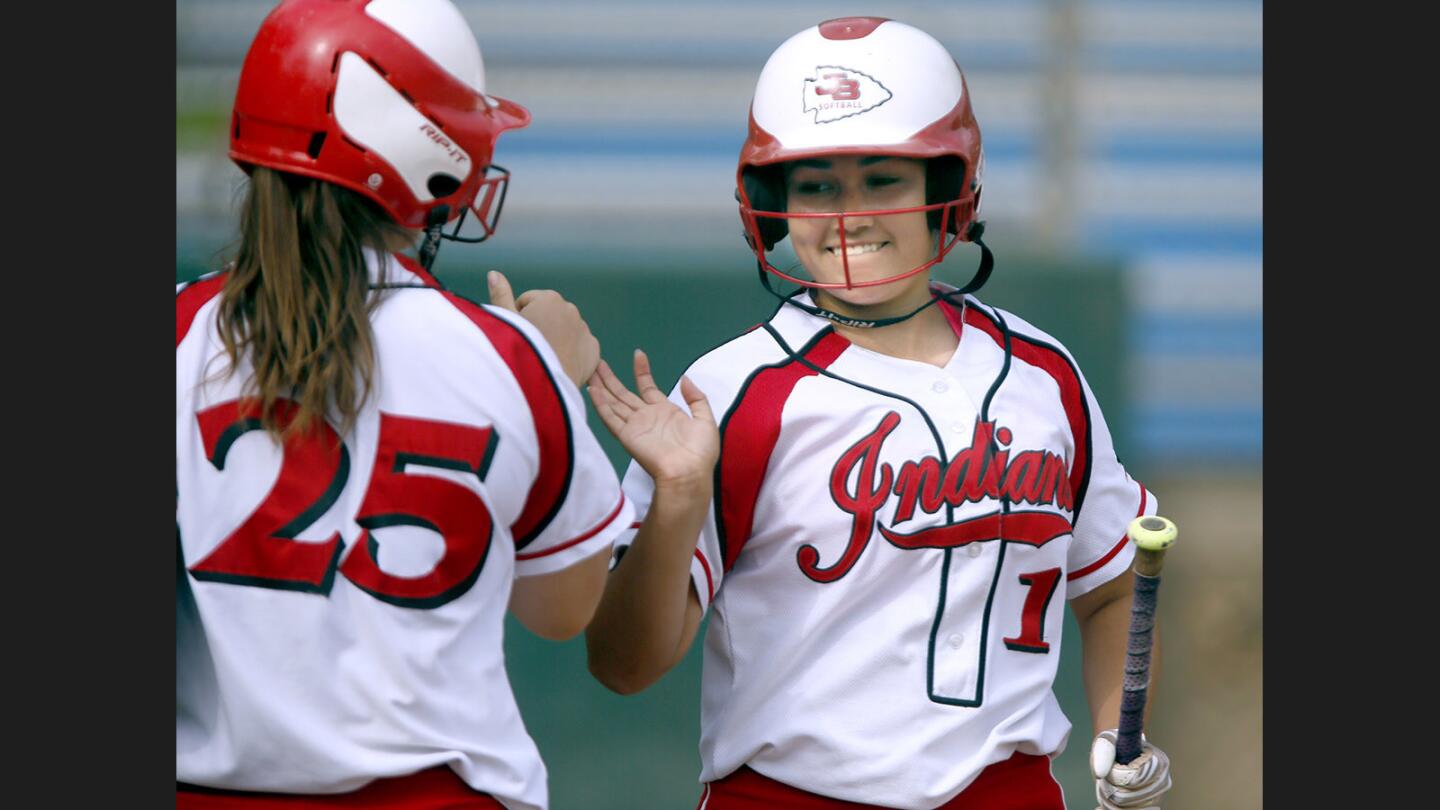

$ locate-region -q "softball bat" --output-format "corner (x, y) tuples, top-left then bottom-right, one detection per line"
(1114, 514), (1177, 764)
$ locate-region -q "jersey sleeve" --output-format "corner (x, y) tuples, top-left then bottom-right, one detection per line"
(1064, 360), (1156, 600)
(479, 308), (634, 578)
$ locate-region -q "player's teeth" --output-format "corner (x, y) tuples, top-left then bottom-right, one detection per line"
(829, 243), (884, 256)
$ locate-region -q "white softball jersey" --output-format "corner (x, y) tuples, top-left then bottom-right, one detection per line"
(617, 287), (1155, 809)
(176, 251), (634, 810)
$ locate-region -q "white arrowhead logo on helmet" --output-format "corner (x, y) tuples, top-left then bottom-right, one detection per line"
(802, 66), (892, 124)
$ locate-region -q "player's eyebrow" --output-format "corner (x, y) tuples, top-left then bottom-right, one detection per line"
(789, 156), (895, 170)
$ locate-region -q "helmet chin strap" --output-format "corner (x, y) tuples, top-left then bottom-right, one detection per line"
(417, 204), (451, 270)
(758, 223), (993, 329)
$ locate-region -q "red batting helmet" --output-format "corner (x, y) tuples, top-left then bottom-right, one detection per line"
(229, 0), (529, 233)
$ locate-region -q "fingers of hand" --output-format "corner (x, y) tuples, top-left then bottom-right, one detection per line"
(521, 293), (587, 343)
(1106, 753), (1153, 788)
(1089, 733), (1117, 780)
(586, 381), (625, 434)
(1096, 769), (1172, 809)
(487, 271), (517, 312)
(678, 376), (715, 424)
(595, 359), (644, 413)
(580, 334), (602, 379)
(516, 289), (566, 313)
(633, 349), (667, 404)
(586, 364), (638, 428)
(1092, 737), (1171, 809)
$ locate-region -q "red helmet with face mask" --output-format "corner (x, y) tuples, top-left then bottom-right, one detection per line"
(229, 0), (530, 264)
(737, 17), (985, 294)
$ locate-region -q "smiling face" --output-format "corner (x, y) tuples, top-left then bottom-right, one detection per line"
(783, 155), (938, 309)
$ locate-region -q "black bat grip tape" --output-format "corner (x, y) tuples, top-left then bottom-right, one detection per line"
(1115, 571), (1160, 765)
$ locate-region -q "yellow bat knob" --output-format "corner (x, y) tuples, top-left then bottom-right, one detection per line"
(1128, 515), (1178, 552)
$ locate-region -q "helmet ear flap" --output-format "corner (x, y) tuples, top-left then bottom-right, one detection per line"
(926, 155), (968, 235)
(741, 165), (789, 250)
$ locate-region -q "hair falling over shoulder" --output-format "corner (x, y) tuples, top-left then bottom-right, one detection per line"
(215, 167), (416, 441)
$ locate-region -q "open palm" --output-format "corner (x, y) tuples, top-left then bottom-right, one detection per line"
(587, 350), (719, 488)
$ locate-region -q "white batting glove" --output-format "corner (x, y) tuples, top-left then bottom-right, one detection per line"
(1089, 729), (1172, 809)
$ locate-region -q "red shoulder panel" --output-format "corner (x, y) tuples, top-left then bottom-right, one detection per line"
(718, 331), (849, 571)
(439, 293), (573, 549)
(963, 306), (1090, 517)
(176, 274), (228, 349)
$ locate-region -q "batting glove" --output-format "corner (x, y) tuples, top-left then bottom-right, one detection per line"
(1089, 729), (1172, 809)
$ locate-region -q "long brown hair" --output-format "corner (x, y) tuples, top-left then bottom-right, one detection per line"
(215, 167), (415, 440)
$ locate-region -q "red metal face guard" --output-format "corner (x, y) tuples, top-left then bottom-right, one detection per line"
(444, 164), (512, 244)
(739, 198), (973, 289)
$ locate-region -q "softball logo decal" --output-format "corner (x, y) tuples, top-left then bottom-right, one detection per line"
(803, 65), (892, 123)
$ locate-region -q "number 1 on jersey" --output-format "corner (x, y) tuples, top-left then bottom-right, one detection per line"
(1003, 567), (1062, 653)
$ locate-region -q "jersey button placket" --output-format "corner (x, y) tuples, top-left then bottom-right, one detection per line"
(924, 376), (970, 438)
(921, 374), (983, 703)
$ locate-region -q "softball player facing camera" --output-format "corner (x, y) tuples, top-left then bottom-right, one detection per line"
(584, 17), (1172, 810)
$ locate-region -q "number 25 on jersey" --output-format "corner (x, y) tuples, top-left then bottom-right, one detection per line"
(187, 398), (499, 609)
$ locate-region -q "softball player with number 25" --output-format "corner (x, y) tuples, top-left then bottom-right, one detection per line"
(584, 17), (1173, 810)
(176, 2), (632, 807)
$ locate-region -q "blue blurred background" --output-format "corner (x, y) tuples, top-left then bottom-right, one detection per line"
(178, 2), (1262, 807)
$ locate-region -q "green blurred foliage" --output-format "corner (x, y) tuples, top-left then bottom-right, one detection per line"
(176, 108), (229, 151)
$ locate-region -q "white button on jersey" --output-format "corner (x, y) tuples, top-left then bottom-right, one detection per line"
(932, 379), (950, 393)
(948, 634), (964, 649)
(967, 543), (982, 558)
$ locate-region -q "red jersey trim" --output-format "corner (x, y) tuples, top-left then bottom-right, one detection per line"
(694, 548), (715, 605)
(515, 494), (627, 560)
(936, 289), (967, 342)
(962, 304), (1093, 520)
(176, 273), (228, 349)
(439, 293), (574, 549)
(714, 329), (849, 572)
(393, 253), (444, 288)
(704, 752), (1063, 808)
(1068, 483), (1147, 581)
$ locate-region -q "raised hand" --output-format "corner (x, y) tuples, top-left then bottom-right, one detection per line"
(487, 270), (600, 387)
(587, 349), (719, 490)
